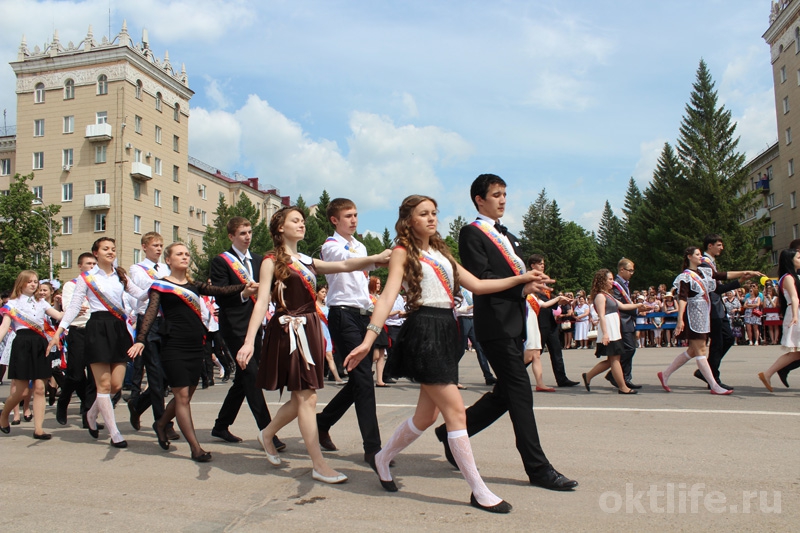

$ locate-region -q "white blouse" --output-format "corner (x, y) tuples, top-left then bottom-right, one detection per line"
(60, 265), (147, 329)
(3, 296), (51, 332)
(412, 248), (455, 309)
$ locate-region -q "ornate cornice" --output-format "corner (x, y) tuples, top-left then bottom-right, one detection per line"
(764, 1), (800, 63)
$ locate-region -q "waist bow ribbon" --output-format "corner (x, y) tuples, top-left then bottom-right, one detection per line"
(278, 315), (315, 369)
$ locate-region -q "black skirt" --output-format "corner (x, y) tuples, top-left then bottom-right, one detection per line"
(595, 339), (625, 358)
(162, 356), (203, 388)
(389, 306), (460, 384)
(85, 312), (133, 365)
(8, 330), (51, 380)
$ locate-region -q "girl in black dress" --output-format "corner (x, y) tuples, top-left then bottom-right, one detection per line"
(345, 195), (546, 513)
(128, 243), (256, 462)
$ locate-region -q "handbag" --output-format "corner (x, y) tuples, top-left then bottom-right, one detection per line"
(752, 308), (763, 317)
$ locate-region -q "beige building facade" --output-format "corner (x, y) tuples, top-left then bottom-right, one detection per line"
(4, 23), (289, 280)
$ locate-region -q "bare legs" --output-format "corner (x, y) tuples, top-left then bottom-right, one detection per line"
(583, 355), (630, 393)
(524, 349), (553, 390)
(325, 351), (343, 383)
(374, 348), (387, 386)
(758, 351), (800, 391)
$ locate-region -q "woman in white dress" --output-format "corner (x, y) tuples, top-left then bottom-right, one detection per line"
(758, 249), (800, 391)
(572, 296), (591, 349)
(524, 291), (571, 392)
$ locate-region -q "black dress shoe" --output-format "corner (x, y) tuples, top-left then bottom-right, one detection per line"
(318, 429), (338, 451)
(693, 369), (708, 383)
(366, 453), (398, 492)
(717, 382), (734, 391)
(470, 493), (512, 513)
(211, 427), (242, 443)
(485, 376), (498, 386)
(273, 436), (286, 452)
(154, 422), (170, 450)
(56, 404), (68, 426)
(434, 425), (459, 469)
(166, 426), (181, 441)
(625, 382), (642, 390)
(33, 432), (52, 440)
(777, 367), (790, 388)
(128, 401), (141, 431)
(192, 451), (213, 462)
(529, 468), (578, 491)
(604, 373), (619, 389)
(110, 439), (128, 448)
(558, 380), (580, 387)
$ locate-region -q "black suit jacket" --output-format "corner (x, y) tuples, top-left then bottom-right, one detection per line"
(701, 258), (740, 320)
(459, 223), (526, 342)
(209, 248), (262, 340)
(612, 275), (636, 333)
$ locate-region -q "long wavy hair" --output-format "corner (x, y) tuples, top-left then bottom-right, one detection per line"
(778, 248), (800, 316)
(590, 269), (612, 301)
(394, 195), (461, 312)
(268, 206), (305, 310)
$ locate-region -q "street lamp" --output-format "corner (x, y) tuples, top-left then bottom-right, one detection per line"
(31, 200), (54, 281)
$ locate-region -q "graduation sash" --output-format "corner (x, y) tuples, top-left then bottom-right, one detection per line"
(315, 304), (329, 326)
(287, 257), (317, 301)
(612, 281), (632, 304)
(419, 250), (455, 308)
(136, 263), (158, 280)
(0, 305), (56, 342)
(685, 269), (710, 305)
(150, 280), (204, 320)
(221, 252), (255, 302)
(81, 271), (135, 342)
(525, 294), (540, 316)
(470, 220), (525, 276)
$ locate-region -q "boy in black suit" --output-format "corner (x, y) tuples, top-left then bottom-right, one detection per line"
(435, 174), (577, 491)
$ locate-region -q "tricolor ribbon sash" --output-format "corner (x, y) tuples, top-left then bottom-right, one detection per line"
(419, 250), (455, 308)
(137, 263), (158, 280)
(470, 220), (525, 275)
(612, 281), (632, 304)
(221, 252), (255, 302)
(287, 257), (317, 301)
(0, 305), (54, 342)
(526, 294), (540, 315)
(150, 280), (204, 320)
(278, 315), (315, 369)
(81, 271), (135, 342)
(685, 269), (710, 305)
(315, 304), (328, 326)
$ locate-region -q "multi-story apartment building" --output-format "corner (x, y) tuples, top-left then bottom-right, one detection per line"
(2, 23), (289, 280)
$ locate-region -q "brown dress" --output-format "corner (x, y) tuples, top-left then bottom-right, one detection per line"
(256, 256), (325, 392)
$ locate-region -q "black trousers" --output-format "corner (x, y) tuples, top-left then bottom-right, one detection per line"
(57, 327), (96, 415)
(540, 325), (570, 385)
(708, 317), (735, 381)
(458, 316), (495, 380)
(214, 332), (271, 431)
(131, 316), (167, 422)
(316, 306), (381, 454)
(620, 330), (637, 382)
(462, 336), (550, 481)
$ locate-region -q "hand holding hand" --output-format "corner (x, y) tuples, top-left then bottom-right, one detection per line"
(242, 281), (258, 298)
(374, 249), (392, 266)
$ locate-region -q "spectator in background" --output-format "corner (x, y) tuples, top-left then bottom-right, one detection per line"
(763, 284), (781, 345)
(573, 296), (591, 350)
(743, 285), (763, 346)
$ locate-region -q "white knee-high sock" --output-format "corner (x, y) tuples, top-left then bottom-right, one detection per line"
(448, 429), (502, 507)
(662, 351), (691, 383)
(695, 356), (727, 393)
(213, 358), (225, 377)
(375, 418), (423, 481)
(95, 393), (123, 443)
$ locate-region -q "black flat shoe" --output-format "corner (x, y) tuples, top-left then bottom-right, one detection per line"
(153, 422), (170, 450)
(33, 432), (52, 440)
(0, 425), (9, 434)
(366, 453), (398, 492)
(110, 439), (128, 448)
(211, 427), (242, 443)
(582, 373), (590, 392)
(23, 414), (33, 422)
(470, 493), (512, 513)
(10, 420), (20, 426)
(191, 451), (213, 463)
(618, 389), (638, 395)
(777, 368), (790, 388)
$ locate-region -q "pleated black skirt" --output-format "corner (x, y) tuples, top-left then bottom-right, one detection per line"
(85, 312), (133, 365)
(389, 306), (460, 384)
(8, 329), (50, 380)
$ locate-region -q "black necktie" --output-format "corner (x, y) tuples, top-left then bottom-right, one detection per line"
(153, 264), (159, 271)
(495, 222), (508, 235)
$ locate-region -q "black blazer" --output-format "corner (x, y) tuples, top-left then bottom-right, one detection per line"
(209, 248), (263, 340)
(611, 275), (636, 333)
(459, 223), (526, 342)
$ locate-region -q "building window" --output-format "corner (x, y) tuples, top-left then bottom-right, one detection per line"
(64, 79), (74, 100)
(771, 250), (779, 265)
(794, 224), (799, 240)
(133, 215), (141, 234)
(135, 79), (142, 99)
(135, 115), (142, 134)
(34, 119), (45, 137)
(155, 92), (162, 111)
(0, 159), (10, 175)
(201, 210), (207, 226)
(172, 196), (179, 213)
(199, 184), (207, 199)
(62, 183), (73, 201)
(173, 225), (179, 242)
(154, 189), (161, 207)
(33, 152), (44, 169)
(784, 96), (790, 114)
(174, 104), (180, 122)
(97, 74), (108, 95)
(154, 220), (161, 233)
(63, 116), (74, 134)
(35, 82), (45, 103)
(781, 66), (787, 83)
(95, 145), (107, 164)
(95, 179), (107, 194)
(172, 165), (179, 182)
(61, 216), (73, 235)
(770, 222), (777, 237)
(133, 180), (141, 200)
(767, 193), (775, 208)
(796, 27), (800, 54)
(792, 191), (797, 209)
(787, 127), (793, 145)
(134, 148), (142, 163)
(790, 159), (795, 177)
(173, 135), (179, 152)
(155, 125), (162, 144)
(133, 249), (141, 263)
(95, 213), (106, 232)
(154, 157), (162, 175)
(60, 250), (72, 269)
(62, 148), (73, 168)
(32, 185), (42, 199)
(96, 111), (108, 125)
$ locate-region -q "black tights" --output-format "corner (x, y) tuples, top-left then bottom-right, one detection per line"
(157, 385), (205, 457)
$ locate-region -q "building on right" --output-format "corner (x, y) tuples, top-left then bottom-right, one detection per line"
(752, 1), (800, 274)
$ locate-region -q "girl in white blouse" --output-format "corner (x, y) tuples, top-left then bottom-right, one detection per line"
(48, 238), (147, 448)
(0, 271), (64, 438)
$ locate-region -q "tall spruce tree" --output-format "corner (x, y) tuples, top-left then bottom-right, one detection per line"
(596, 200), (624, 270)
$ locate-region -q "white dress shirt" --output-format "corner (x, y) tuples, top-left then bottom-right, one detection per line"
(3, 296), (51, 332)
(321, 231), (374, 309)
(60, 265), (148, 329)
(129, 258), (170, 315)
(61, 279), (90, 328)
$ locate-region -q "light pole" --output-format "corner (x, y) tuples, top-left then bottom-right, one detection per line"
(31, 202), (54, 281)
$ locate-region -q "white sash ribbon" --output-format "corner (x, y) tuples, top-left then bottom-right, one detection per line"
(278, 315), (315, 368)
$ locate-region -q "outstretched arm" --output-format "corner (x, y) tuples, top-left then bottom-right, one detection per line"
(313, 249), (392, 275)
(458, 264), (551, 295)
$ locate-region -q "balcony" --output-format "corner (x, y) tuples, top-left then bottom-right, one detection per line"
(130, 161), (152, 181)
(755, 177), (770, 192)
(85, 123), (113, 142)
(758, 236), (773, 249)
(84, 193), (110, 210)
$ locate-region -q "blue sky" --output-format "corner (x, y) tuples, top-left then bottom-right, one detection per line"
(0, 0), (780, 237)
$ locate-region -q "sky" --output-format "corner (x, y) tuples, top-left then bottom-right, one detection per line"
(0, 0), (782, 237)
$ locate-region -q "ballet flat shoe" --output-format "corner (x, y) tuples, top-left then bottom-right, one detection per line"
(311, 469), (348, 484)
(535, 386), (556, 392)
(33, 432), (52, 440)
(153, 422), (170, 451)
(618, 389), (638, 395)
(657, 371), (671, 393)
(366, 453), (398, 492)
(191, 451), (213, 463)
(581, 373), (590, 392)
(110, 439), (128, 449)
(256, 431), (281, 466)
(0, 425), (9, 434)
(470, 493), (512, 513)
(710, 388), (733, 395)
(757, 372), (773, 393)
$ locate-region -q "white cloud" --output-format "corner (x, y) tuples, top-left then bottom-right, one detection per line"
(401, 92), (418, 118)
(188, 107), (241, 171)
(203, 75), (232, 110)
(632, 138), (667, 186)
